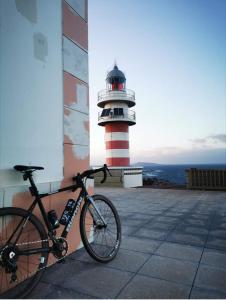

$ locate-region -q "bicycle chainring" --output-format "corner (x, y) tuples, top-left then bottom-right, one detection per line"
(52, 237), (68, 260)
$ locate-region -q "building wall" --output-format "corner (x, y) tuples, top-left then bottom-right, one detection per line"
(0, 0), (91, 263)
(0, 0), (63, 185)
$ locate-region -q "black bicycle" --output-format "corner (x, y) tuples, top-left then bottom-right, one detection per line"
(0, 164), (121, 298)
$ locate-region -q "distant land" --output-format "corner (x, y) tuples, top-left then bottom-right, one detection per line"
(132, 162), (226, 185)
(132, 162), (162, 167)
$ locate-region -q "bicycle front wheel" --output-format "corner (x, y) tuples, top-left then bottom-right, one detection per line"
(80, 194), (121, 263)
(0, 207), (49, 298)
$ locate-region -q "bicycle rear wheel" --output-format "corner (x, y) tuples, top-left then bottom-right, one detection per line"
(80, 194), (121, 263)
(0, 207), (49, 298)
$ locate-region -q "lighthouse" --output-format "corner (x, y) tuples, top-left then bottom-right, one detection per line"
(97, 64), (136, 167)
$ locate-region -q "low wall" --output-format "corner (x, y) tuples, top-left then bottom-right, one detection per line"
(94, 167), (143, 188)
(186, 168), (226, 190)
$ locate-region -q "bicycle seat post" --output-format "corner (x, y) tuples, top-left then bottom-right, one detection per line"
(24, 171), (39, 197)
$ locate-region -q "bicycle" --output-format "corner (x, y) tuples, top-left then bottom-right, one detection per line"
(0, 164), (121, 298)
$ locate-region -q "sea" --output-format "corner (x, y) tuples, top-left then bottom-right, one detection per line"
(141, 164), (226, 185)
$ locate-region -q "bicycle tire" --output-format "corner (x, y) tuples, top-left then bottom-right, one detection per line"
(80, 194), (121, 263)
(0, 207), (49, 299)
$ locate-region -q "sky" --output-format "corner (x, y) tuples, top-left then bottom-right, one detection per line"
(88, 0), (226, 165)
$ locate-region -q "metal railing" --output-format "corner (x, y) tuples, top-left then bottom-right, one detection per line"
(97, 89), (135, 104)
(186, 168), (226, 190)
(98, 109), (136, 123)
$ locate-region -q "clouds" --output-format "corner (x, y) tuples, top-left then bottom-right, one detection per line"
(131, 146), (226, 164)
(208, 134), (226, 143)
(190, 134), (226, 148)
(130, 133), (226, 164)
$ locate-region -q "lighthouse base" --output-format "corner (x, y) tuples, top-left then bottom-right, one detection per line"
(93, 167), (143, 188)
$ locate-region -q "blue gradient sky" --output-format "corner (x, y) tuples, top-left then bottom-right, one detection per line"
(88, 0), (226, 164)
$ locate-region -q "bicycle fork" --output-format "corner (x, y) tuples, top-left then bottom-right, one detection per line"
(86, 196), (107, 227)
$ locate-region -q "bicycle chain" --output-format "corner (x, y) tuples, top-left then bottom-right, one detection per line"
(1, 238), (66, 288)
(15, 239), (49, 246)
(15, 238), (67, 263)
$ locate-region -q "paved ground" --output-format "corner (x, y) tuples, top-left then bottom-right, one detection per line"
(29, 187), (226, 299)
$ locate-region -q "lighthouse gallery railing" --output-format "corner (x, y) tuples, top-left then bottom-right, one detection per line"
(97, 89), (135, 104)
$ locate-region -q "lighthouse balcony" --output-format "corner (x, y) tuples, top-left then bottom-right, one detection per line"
(98, 108), (136, 126)
(97, 89), (135, 108)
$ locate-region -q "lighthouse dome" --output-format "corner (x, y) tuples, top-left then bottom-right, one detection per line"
(106, 64), (126, 84)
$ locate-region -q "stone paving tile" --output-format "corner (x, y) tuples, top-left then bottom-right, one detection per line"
(120, 218), (150, 227)
(167, 232), (206, 247)
(190, 214), (211, 220)
(143, 210), (163, 216)
(121, 225), (137, 236)
(117, 211), (134, 219)
(209, 229), (226, 238)
(201, 248), (226, 269)
(45, 286), (96, 299)
(120, 236), (161, 254)
(144, 221), (175, 231)
(27, 282), (54, 299)
(194, 264), (226, 294)
(63, 264), (132, 298)
(190, 287), (226, 299)
(164, 212), (185, 217)
(210, 220), (226, 229)
(206, 236), (226, 251)
(133, 228), (169, 240)
(117, 274), (190, 299)
(174, 224), (209, 235)
(129, 212), (154, 220)
(156, 241), (202, 262)
(155, 216), (180, 224)
(69, 247), (150, 273)
(105, 249), (150, 272)
(182, 219), (210, 227)
(3, 276), (53, 298)
(138, 255), (197, 285)
(42, 260), (133, 299)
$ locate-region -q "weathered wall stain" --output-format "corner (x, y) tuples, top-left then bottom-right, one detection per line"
(15, 0), (37, 24)
(33, 32), (48, 62)
(63, 36), (88, 83)
(64, 108), (89, 146)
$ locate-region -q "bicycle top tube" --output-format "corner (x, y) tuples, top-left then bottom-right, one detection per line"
(13, 164), (111, 199)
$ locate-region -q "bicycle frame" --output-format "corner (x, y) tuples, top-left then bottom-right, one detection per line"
(7, 172), (106, 257)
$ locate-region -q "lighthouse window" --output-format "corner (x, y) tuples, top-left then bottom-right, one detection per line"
(113, 108), (124, 116)
(101, 109), (111, 117)
(111, 82), (124, 91)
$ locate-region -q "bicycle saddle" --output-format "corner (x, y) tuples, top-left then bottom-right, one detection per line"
(14, 165), (44, 172)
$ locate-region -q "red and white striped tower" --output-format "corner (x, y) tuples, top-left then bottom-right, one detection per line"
(97, 64), (136, 167)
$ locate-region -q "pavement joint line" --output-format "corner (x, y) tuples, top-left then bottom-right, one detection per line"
(131, 271), (193, 288)
(114, 252), (153, 299)
(188, 209), (217, 299)
(42, 281), (97, 299)
(65, 254), (137, 275)
(119, 246), (158, 255)
(128, 201), (184, 238)
(148, 252), (201, 264)
(115, 231), (171, 298)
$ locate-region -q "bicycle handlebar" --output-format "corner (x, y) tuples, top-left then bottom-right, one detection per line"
(72, 164), (112, 184)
